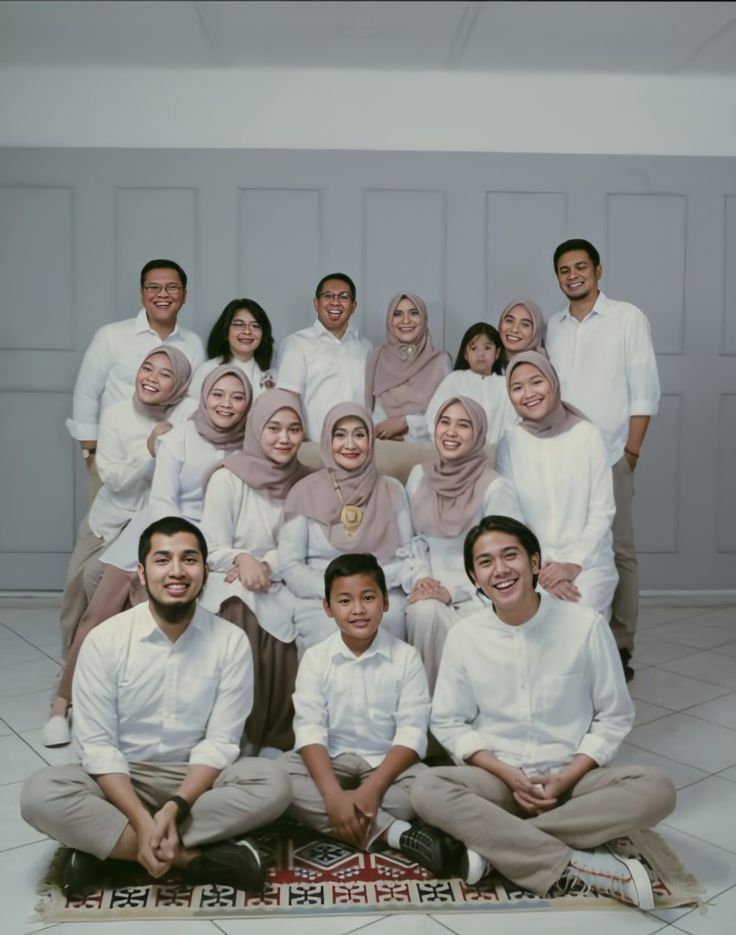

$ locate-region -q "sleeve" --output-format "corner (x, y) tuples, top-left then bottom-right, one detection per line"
(381, 482), (415, 590)
(424, 373), (453, 439)
(559, 427), (615, 568)
(484, 476), (523, 523)
(95, 408), (155, 494)
(72, 631), (129, 775)
(189, 627), (253, 769)
(405, 412), (431, 443)
(188, 360), (211, 400)
(292, 649), (329, 751)
(148, 430), (184, 520)
(392, 648), (430, 757)
(575, 616), (635, 765)
(65, 327), (113, 441)
(624, 307), (660, 416)
(430, 631), (485, 763)
(200, 470), (249, 572)
(275, 335), (307, 396)
(494, 435), (513, 480)
(278, 514), (325, 598)
(401, 467), (432, 587)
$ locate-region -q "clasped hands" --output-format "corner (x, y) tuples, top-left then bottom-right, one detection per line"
(225, 552), (272, 592)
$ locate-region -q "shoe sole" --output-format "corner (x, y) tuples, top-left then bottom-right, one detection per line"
(615, 854), (655, 911)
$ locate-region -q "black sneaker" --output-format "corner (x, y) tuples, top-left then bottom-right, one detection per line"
(619, 648), (635, 683)
(61, 849), (106, 898)
(180, 838), (265, 893)
(398, 822), (463, 877)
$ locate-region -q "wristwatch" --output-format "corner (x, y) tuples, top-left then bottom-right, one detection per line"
(166, 795), (191, 823)
(81, 448), (97, 460)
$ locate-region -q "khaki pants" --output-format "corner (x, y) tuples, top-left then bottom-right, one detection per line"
(284, 751), (425, 847)
(20, 758), (291, 860)
(611, 455), (638, 653)
(59, 514), (107, 657)
(411, 764), (676, 895)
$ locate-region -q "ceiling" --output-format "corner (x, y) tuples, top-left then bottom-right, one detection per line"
(1, 1), (735, 74)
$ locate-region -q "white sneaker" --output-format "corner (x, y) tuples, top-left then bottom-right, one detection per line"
(460, 847), (490, 886)
(42, 714), (71, 748)
(561, 846), (654, 910)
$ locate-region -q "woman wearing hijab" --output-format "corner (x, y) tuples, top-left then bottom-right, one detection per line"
(498, 299), (547, 371)
(43, 346), (193, 746)
(365, 293), (449, 442)
(496, 350), (617, 616)
(200, 389), (311, 753)
(279, 402), (414, 653)
(405, 396), (521, 689)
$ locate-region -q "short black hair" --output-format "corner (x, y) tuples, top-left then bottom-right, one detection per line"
(553, 239), (601, 272)
(324, 553), (388, 601)
(205, 298), (274, 369)
(138, 516), (208, 566)
(463, 515), (542, 590)
(140, 259), (188, 290)
(454, 321), (504, 375)
(315, 273), (356, 300)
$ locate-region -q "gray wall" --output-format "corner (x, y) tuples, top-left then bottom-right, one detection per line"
(0, 147), (734, 591)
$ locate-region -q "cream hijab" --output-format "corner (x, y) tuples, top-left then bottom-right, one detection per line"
(506, 351), (588, 438)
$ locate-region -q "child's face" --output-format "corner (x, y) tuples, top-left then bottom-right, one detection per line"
(464, 333), (500, 376)
(323, 573), (389, 654)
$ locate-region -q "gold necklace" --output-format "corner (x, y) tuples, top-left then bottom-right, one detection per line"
(329, 471), (363, 536)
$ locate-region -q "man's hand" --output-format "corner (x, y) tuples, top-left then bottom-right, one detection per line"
(407, 577), (451, 605)
(147, 421), (173, 456)
(324, 789), (366, 849)
(352, 781), (383, 848)
(375, 416), (409, 440)
(225, 553), (271, 591)
(499, 765), (557, 815)
(132, 813), (172, 878)
(150, 801), (181, 864)
(79, 442), (97, 472)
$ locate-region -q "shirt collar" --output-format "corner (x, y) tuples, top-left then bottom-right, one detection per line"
(309, 317), (359, 343)
(560, 290), (609, 323)
(134, 307), (182, 338)
(329, 627), (393, 662)
(137, 601), (206, 644)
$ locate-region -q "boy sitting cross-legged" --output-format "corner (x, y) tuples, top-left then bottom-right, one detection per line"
(283, 552), (460, 875)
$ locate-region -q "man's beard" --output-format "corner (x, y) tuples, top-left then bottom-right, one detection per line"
(147, 593), (198, 624)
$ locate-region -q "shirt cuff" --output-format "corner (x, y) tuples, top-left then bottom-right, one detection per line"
(189, 739), (240, 770)
(393, 726), (428, 759)
(80, 747), (130, 776)
(66, 418), (99, 441)
(576, 734), (614, 767)
(294, 725), (327, 751)
(436, 728), (487, 763)
(628, 398), (659, 416)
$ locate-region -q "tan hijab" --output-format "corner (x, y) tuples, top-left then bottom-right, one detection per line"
(223, 389), (312, 500)
(498, 300), (547, 363)
(506, 351), (588, 438)
(365, 293), (447, 417)
(132, 345), (192, 420)
(191, 364), (252, 449)
(410, 396), (499, 538)
(283, 402), (400, 559)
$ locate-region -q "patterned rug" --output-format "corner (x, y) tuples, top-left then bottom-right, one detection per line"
(35, 818), (701, 922)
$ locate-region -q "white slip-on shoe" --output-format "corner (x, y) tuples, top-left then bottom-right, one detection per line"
(42, 714), (71, 748)
(560, 846), (654, 910)
(459, 847), (490, 886)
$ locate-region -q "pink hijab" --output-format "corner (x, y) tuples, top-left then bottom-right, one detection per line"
(498, 300), (547, 363)
(506, 351), (588, 438)
(132, 345), (192, 420)
(410, 396), (499, 538)
(283, 402), (401, 559)
(365, 293), (447, 417)
(191, 364), (252, 449)
(223, 388), (312, 500)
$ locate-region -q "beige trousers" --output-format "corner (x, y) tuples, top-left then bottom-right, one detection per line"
(21, 757), (291, 860)
(59, 514), (107, 658)
(411, 763), (676, 895)
(611, 455), (638, 653)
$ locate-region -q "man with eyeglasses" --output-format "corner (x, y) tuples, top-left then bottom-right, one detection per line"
(277, 273), (372, 440)
(66, 259), (205, 477)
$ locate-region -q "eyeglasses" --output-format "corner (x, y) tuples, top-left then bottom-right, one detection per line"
(230, 319), (262, 332)
(143, 283), (183, 295)
(319, 291), (353, 303)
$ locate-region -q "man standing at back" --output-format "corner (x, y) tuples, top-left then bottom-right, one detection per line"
(277, 273), (372, 441)
(65, 259), (205, 478)
(545, 239), (660, 680)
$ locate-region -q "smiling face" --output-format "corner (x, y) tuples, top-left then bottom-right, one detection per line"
(135, 352), (176, 405)
(555, 249), (602, 304)
(499, 303), (535, 353)
(388, 296), (424, 344)
(140, 266), (187, 332)
(205, 373), (249, 429)
(464, 333), (501, 376)
(435, 401), (475, 460)
(323, 572), (388, 655)
(314, 278), (357, 338)
(137, 530), (207, 623)
(507, 363), (555, 422)
(470, 529), (540, 624)
(260, 406), (304, 465)
(227, 307), (263, 361)
(331, 416), (370, 471)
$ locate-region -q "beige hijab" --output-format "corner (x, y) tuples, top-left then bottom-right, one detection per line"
(191, 364), (252, 449)
(132, 345), (192, 420)
(506, 351), (588, 438)
(498, 300), (547, 364)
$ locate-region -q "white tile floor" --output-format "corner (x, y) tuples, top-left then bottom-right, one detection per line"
(2, 595), (735, 935)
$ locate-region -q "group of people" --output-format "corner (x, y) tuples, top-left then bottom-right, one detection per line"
(20, 238), (675, 910)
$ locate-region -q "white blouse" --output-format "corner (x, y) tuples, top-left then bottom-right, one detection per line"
(495, 420), (615, 570)
(188, 355), (273, 402)
(425, 370), (516, 446)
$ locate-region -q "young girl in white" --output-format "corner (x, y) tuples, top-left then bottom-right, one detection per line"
(365, 293), (449, 442)
(426, 322), (515, 446)
(406, 396), (521, 688)
(279, 402), (414, 654)
(200, 389), (312, 753)
(189, 298), (275, 401)
(496, 351), (617, 616)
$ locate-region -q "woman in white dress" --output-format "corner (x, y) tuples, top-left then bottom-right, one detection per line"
(497, 299), (547, 371)
(426, 322), (515, 446)
(405, 396), (521, 689)
(279, 402), (414, 654)
(200, 388), (312, 753)
(189, 297), (275, 400)
(365, 292), (449, 442)
(496, 350), (617, 616)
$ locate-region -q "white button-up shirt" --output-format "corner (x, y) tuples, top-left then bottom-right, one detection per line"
(431, 593), (634, 774)
(66, 309), (205, 441)
(276, 319), (372, 441)
(72, 603), (252, 776)
(293, 629), (430, 766)
(544, 292), (660, 465)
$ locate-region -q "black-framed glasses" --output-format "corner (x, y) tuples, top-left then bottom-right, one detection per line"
(319, 291), (353, 302)
(143, 283), (183, 295)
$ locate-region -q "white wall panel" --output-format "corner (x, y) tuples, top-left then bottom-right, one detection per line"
(724, 195), (736, 355)
(636, 394), (681, 554)
(717, 394), (736, 552)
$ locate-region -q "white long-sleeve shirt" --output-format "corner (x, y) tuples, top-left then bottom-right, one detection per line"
(72, 603), (252, 776)
(188, 355), (273, 402)
(66, 309), (204, 441)
(431, 594), (634, 774)
(544, 292), (660, 465)
(294, 629), (430, 766)
(276, 319), (372, 441)
(406, 465), (522, 604)
(425, 370), (517, 446)
(495, 420), (615, 571)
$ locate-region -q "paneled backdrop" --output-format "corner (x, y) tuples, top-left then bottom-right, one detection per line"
(0, 148), (733, 591)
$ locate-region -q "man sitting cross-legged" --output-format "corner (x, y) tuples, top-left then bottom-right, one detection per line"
(283, 552), (461, 875)
(21, 516), (290, 897)
(411, 515), (677, 909)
